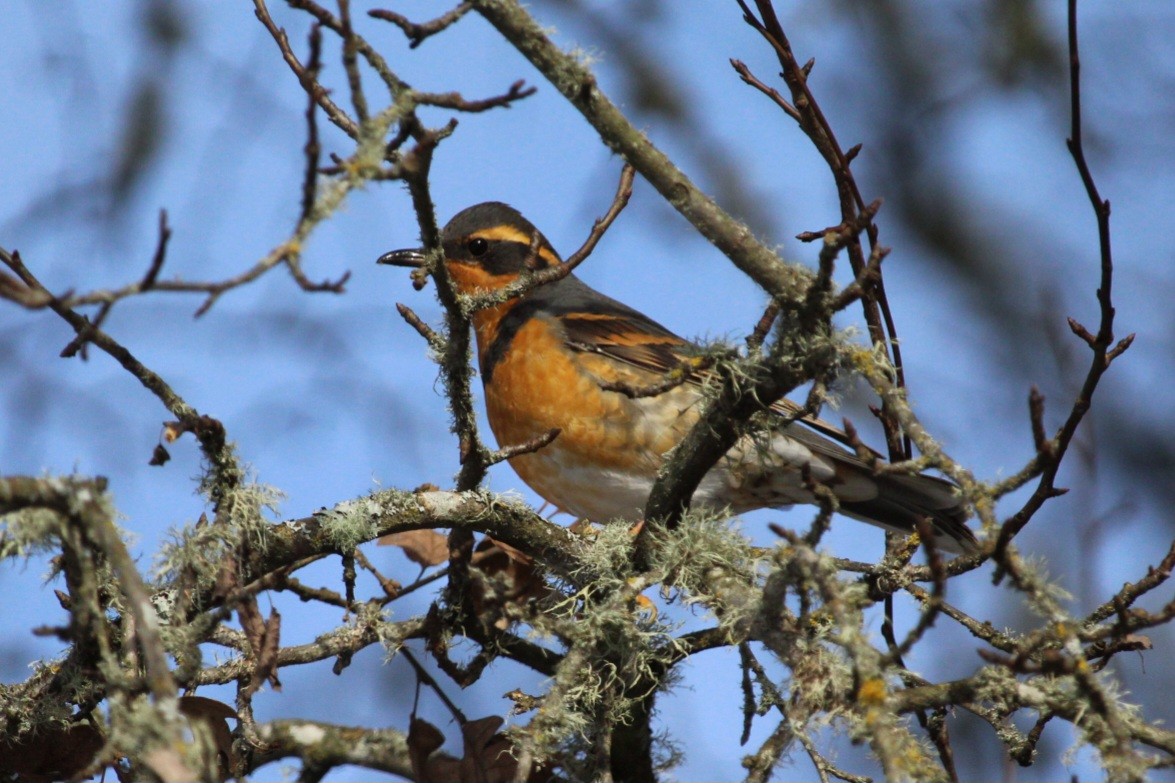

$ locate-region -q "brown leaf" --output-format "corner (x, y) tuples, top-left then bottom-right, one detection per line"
(482, 536), (532, 565)
(408, 717), (454, 783)
(243, 607), (282, 696)
(380, 528), (449, 567)
(178, 696), (238, 780)
(178, 694), (238, 721)
(259, 609), (282, 691)
(470, 538), (550, 629)
(408, 716), (445, 757)
(238, 596), (265, 654)
(212, 552), (240, 603)
(149, 443), (171, 466)
(458, 716), (516, 783)
(407, 716), (522, 783)
(0, 721), (104, 782)
(1121, 633), (1153, 652)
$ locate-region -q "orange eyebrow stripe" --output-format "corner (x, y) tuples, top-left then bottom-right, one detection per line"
(472, 225), (533, 244)
(469, 226), (561, 268)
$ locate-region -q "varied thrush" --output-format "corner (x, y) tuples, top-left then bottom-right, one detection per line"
(380, 202), (976, 553)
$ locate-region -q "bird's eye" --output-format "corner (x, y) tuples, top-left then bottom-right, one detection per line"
(467, 238), (489, 257)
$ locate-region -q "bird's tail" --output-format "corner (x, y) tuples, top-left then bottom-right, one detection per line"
(837, 471), (977, 554)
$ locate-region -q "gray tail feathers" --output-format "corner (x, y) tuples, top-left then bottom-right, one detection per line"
(838, 472), (977, 554)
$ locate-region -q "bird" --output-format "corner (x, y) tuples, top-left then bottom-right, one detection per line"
(379, 202), (977, 553)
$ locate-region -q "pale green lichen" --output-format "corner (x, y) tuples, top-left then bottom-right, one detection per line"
(0, 657), (83, 737)
(653, 509), (763, 595)
(315, 495), (384, 553)
(0, 506), (64, 559)
(1, 475), (123, 560)
(154, 475), (283, 588)
(515, 523), (692, 767)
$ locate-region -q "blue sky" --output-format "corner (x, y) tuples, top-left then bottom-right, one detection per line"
(3, 1), (1174, 780)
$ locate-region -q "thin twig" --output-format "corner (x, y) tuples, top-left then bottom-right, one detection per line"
(459, 162), (636, 313)
(2, 250), (195, 422)
(730, 59), (800, 122)
(745, 300), (780, 352)
(369, 3), (473, 49)
(299, 24), (324, 225)
(417, 80), (537, 113)
(337, 0), (370, 122)
(735, 0), (909, 462)
(484, 428), (561, 467)
(597, 356), (715, 399)
(469, 0), (813, 305)
(254, 0), (359, 138)
(993, 0), (1133, 557)
(76, 209), (172, 360)
(396, 302), (444, 352)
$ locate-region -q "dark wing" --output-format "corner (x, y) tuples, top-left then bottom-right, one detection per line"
(533, 275), (690, 375)
(542, 275), (872, 454)
(559, 311), (689, 377)
(544, 275), (976, 551)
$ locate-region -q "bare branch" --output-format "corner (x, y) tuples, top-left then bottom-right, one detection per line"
(459, 162), (636, 313)
(745, 300), (780, 353)
(338, 0), (370, 123)
(735, 0), (909, 460)
(597, 356), (715, 400)
(254, 0), (359, 138)
(416, 79), (537, 113)
(369, 3), (473, 49)
(299, 24), (324, 225)
(484, 428), (561, 467)
(395, 302), (443, 351)
(469, 0), (813, 305)
(994, 0), (1132, 558)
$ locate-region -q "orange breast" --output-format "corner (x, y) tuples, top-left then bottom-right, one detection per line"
(478, 313), (700, 520)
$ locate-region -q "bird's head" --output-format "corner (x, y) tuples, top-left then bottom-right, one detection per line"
(378, 202), (561, 297)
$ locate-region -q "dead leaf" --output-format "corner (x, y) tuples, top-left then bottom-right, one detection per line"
(459, 716), (516, 783)
(470, 538), (550, 629)
(179, 695), (237, 778)
(380, 529), (449, 567)
(406, 715), (523, 783)
(1119, 633), (1152, 652)
(241, 606), (282, 697)
(238, 596), (264, 652)
(258, 608), (282, 691)
(407, 717), (456, 782)
(482, 536), (532, 565)
(212, 552), (239, 603)
(178, 694), (237, 721)
(0, 721), (104, 782)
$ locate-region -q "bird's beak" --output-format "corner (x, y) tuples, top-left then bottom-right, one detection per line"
(376, 248), (426, 268)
